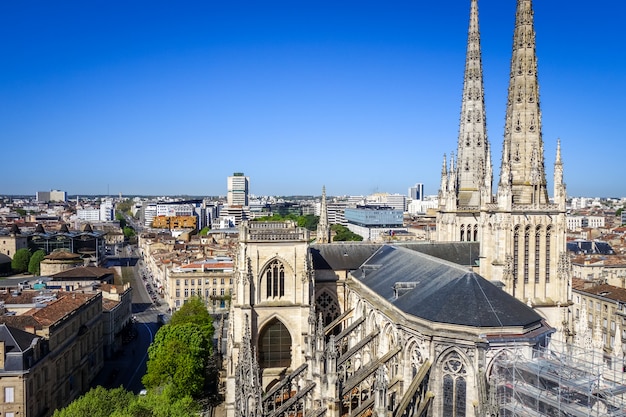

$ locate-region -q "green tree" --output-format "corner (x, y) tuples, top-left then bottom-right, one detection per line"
(142, 298), (214, 399)
(331, 224), (363, 242)
(52, 386), (134, 417)
(123, 226), (135, 239)
(198, 226), (210, 236)
(28, 249), (46, 276)
(11, 248), (31, 273)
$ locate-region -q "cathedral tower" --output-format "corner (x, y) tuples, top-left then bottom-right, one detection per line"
(479, 0), (569, 333)
(437, 0), (492, 242)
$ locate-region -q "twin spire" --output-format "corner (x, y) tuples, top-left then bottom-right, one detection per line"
(442, 0), (563, 209)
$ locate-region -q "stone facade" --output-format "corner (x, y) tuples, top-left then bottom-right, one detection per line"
(435, 0), (570, 337)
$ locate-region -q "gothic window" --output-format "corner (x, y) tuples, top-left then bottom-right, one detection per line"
(524, 226), (530, 284)
(264, 260), (285, 299)
(441, 352), (467, 417)
(473, 225), (478, 242)
(259, 318), (292, 369)
(315, 291), (341, 326)
(460, 225), (465, 242)
(513, 226), (520, 286)
(545, 227), (552, 283)
(535, 230), (541, 284)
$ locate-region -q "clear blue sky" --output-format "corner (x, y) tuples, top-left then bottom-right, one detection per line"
(1, 1), (624, 198)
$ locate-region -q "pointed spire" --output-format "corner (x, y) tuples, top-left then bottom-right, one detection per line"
(500, 0), (548, 205)
(316, 186), (330, 244)
(234, 314), (263, 417)
(456, 0), (491, 207)
(439, 154), (448, 199)
(553, 139), (566, 208)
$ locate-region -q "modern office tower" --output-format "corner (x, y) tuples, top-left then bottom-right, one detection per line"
(227, 172), (249, 206)
(408, 183), (424, 201)
(36, 189), (67, 203)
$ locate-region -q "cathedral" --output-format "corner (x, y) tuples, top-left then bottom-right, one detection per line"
(224, 1), (571, 416)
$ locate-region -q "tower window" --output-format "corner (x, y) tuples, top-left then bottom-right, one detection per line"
(259, 318), (292, 369)
(265, 260), (285, 299)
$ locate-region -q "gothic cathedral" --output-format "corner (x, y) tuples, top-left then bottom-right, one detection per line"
(435, 0), (570, 336)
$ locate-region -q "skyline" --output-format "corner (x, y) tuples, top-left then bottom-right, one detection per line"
(1, 1), (624, 198)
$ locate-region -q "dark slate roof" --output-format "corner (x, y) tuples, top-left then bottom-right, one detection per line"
(59, 223), (70, 233)
(310, 244), (380, 271)
(399, 242), (479, 266)
(354, 245), (542, 328)
(35, 224), (45, 233)
(310, 242), (479, 271)
(0, 323), (38, 353)
(10, 224), (21, 234)
(0, 253), (11, 264)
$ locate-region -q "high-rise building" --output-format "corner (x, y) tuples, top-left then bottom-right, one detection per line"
(36, 189), (67, 203)
(408, 183), (424, 201)
(227, 172), (249, 206)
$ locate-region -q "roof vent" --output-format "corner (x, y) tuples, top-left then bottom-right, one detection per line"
(393, 282), (419, 299)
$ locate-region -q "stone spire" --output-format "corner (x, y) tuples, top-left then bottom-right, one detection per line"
(456, 0), (491, 207)
(316, 186), (330, 244)
(234, 314), (263, 417)
(500, 0), (548, 206)
(553, 139), (566, 209)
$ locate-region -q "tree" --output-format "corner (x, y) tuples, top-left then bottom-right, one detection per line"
(331, 224), (363, 241)
(142, 323), (212, 398)
(198, 226), (210, 236)
(52, 386), (198, 417)
(11, 248), (31, 273)
(52, 386), (134, 417)
(142, 297), (214, 399)
(28, 249), (46, 276)
(123, 226), (135, 239)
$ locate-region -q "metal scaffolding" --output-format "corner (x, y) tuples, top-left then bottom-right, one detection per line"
(493, 341), (626, 416)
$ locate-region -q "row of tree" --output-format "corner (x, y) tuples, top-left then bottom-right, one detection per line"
(11, 248), (46, 275)
(53, 297), (219, 417)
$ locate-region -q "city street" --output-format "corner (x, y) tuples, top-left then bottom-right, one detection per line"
(91, 245), (169, 394)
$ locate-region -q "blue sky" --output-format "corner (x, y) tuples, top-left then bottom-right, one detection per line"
(1, 1), (624, 198)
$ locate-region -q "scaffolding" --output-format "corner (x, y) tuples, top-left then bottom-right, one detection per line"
(493, 341), (626, 416)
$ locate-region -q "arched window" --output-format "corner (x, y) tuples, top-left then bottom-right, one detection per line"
(545, 226), (552, 283)
(524, 226), (531, 284)
(258, 318), (292, 369)
(535, 226), (542, 284)
(513, 226), (520, 289)
(460, 225), (465, 242)
(264, 260), (285, 299)
(441, 352), (467, 417)
(473, 225), (478, 242)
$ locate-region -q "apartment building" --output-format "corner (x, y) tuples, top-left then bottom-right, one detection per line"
(0, 291), (103, 416)
(165, 257), (234, 312)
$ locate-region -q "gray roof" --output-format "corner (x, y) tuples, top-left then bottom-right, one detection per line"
(354, 245), (542, 328)
(310, 243), (380, 271)
(310, 242), (479, 272)
(0, 323), (38, 352)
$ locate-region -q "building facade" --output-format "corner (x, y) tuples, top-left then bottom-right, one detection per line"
(435, 0), (570, 336)
(227, 173), (250, 207)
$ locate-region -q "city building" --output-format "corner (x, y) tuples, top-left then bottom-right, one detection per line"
(227, 172), (249, 206)
(344, 205), (405, 242)
(408, 183), (424, 201)
(0, 291), (103, 416)
(35, 190), (67, 203)
(165, 257), (234, 312)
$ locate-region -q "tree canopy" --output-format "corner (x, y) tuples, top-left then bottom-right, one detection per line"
(11, 248), (31, 273)
(331, 224), (363, 241)
(28, 249), (46, 276)
(254, 213), (319, 231)
(142, 297), (214, 399)
(52, 386), (198, 417)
